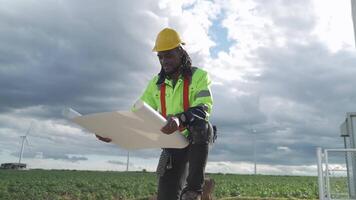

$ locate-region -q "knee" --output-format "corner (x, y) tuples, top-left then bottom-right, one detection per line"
(188, 120), (213, 144)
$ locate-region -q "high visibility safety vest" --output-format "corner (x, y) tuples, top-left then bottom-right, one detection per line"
(139, 67), (213, 137)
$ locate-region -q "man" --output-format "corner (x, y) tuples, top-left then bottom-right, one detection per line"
(97, 28), (214, 200)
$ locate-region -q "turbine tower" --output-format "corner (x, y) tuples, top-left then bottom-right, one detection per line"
(126, 151), (130, 171)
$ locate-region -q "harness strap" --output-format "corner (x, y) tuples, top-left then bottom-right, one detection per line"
(160, 83), (167, 118)
(160, 76), (190, 132)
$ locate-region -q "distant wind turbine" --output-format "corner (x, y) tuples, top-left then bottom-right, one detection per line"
(18, 122), (33, 164)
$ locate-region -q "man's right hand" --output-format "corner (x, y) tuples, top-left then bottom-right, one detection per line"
(161, 116), (180, 134)
(95, 134), (112, 143)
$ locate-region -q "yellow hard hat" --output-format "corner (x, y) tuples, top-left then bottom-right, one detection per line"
(152, 28), (185, 52)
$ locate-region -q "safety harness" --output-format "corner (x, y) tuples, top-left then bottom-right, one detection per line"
(160, 76), (190, 132)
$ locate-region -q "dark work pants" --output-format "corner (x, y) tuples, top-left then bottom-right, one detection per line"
(157, 143), (209, 200)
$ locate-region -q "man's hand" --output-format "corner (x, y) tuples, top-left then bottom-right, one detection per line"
(95, 134), (112, 143)
(161, 116), (180, 134)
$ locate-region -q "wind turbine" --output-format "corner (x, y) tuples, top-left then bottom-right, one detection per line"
(18, 123), (33, 164)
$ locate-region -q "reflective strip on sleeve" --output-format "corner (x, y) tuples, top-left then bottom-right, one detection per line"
(195, 90), (211, 99)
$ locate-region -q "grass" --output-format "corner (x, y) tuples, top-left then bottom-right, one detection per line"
(0, 170), (319, 200)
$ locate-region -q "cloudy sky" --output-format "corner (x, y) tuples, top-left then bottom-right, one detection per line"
(1, 0), (356, 176)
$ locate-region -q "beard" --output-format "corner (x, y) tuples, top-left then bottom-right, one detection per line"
(163, 65), (181, 77)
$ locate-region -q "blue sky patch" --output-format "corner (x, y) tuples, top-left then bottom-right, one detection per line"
(209, 12), (233, 58)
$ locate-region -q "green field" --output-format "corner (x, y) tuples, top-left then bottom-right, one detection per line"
(0, 170), (318, 200)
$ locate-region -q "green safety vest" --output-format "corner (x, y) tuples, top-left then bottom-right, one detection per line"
(138, 67), (213, 137)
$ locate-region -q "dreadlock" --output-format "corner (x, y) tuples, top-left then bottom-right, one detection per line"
(157, 46), (193, 84)
(180, 46), (193, 78)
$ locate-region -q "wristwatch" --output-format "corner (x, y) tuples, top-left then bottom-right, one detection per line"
(179, 113), (187, 124)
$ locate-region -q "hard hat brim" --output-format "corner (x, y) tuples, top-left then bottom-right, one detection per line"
(152, 42), (185, 52)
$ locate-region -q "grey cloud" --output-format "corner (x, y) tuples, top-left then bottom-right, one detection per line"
(10, 150), (88, 162)
(40, 154), (88, 163)
(0, 0), (194, 167)
(206, 18), (356, 167)
(107, 159), (136, 167)
(255, 42), (356, 129)
(210, 83), (267, 129)
(66, 156), (88, 162)
(107, 160), (126, 165)
(0, 0), (164, 118)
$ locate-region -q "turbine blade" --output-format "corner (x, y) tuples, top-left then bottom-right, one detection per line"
(25, 122), (34, 136)
(63, 107), (82, 120)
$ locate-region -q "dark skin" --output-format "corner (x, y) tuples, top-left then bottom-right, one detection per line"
(97, 47), (183, 142)
(157, 47), (183, 86)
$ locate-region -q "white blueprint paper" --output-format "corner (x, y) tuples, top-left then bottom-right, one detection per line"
(71, 100), (189, 150)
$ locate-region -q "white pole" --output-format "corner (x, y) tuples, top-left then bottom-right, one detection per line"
(126, 151), (130, 171)
(316, 147), (325, 200)
(253, 132), (257, 175)
(324, 150), (331, 199)
(250, 128), (257, 175)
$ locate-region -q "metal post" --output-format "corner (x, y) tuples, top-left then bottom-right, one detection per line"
(322, 149), (356, 199)
(325, 149), (331, 199)
(344, 137), (353, 199)
(317, 147), (325, 200)
(253, 132), (257, 175)
(251, 128), (257, 175)
(126, 151), (130, 171)
(347, 113), (356, 198)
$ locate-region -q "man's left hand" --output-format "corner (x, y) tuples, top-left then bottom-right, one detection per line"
(161, 116), (180, 134)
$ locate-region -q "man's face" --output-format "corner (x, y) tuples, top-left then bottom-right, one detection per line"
(157, 48), (182, 75)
